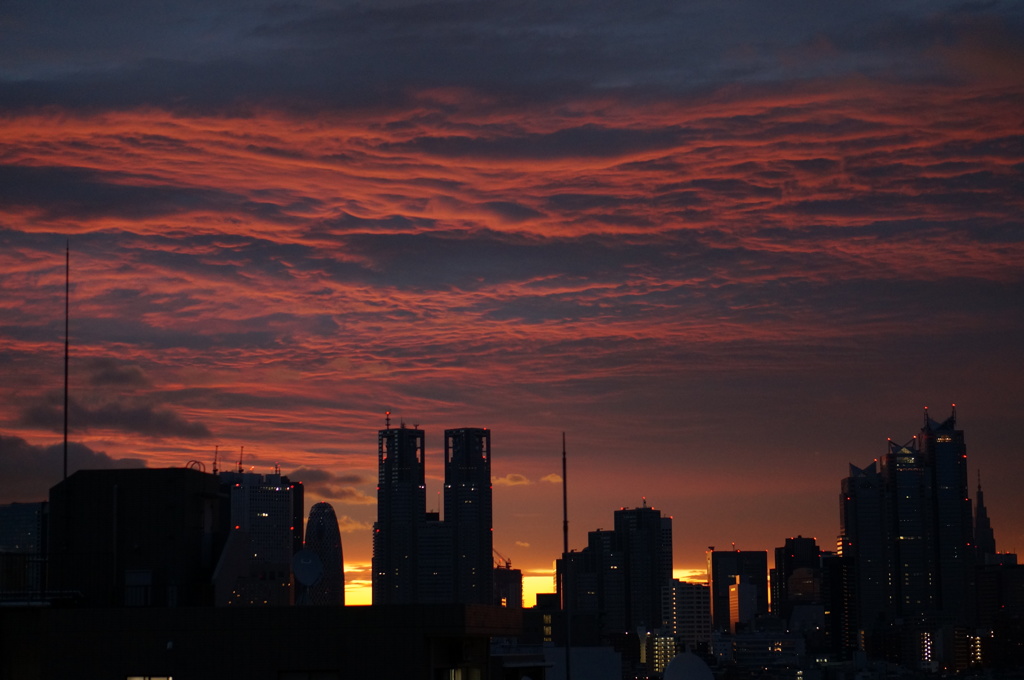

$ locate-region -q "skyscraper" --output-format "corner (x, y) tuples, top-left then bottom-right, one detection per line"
(302, 502), (345, 606)
(373, 424), (426, 605)
(372, 421), (495, 605)
(445, 428), (492, 604)
(839, 461), (887, 649)
(838, 406), (976, 665)
(771, 536), (823, 623)
(663, 580), (711, 650)
(559, 503), (673, 636)
(614, 504), (673, 633)
(918, 406), (973, 624)
(218, 470), (301, 606)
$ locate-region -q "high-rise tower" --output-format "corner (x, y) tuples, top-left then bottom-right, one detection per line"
(372, 423), (426, 605)
(838, 406), (976, 665)
(559, 503), (674, 636)
(771, 536), (823, 623)
(303, 502), (345, 606)
(444, 427), (493, 604)
(218, 470), (301, 606)
(372, 419), (496, 605)
(614, 504), (673, 633)
(918, 406), (973, 623)
(839, 461), (888, 649)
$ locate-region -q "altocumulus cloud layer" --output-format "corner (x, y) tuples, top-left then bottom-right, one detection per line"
(1, 0), (1023, 574)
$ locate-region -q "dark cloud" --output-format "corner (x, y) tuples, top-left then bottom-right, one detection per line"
(20, 395), (212, 440)
(83, 358), (151, 388)
(286, 467), (373, 505)
(381, 125), (697, 160)
(3, 0), (1015, 113)
(0, 434), (146, 503)
(288, 467), (365, 486)
(0, 165), (246, 220)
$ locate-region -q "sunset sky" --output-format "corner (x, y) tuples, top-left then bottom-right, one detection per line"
(2, 0), (1023, 605)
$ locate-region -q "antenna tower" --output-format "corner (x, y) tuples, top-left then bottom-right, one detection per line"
(63, 240), (69, 480)
(561, 431), (572, 680)
(562, 432), (569, 555)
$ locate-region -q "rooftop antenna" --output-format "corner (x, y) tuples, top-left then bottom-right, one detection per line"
(385, 410), (391, 429)
(212, 445), (219, 475)
(951, 403), (957, 426)
(237, 446), (244, 474)
(561, 431), (572, 680)
(63, 240), (69, 480)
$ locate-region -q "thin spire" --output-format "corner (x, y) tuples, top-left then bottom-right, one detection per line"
(561, 430), (572, 680)
(562, 432), (568, 555)
(63, 240), (69, 480)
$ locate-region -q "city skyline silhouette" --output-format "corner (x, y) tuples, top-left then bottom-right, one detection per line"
(1, 0), (1022, 625)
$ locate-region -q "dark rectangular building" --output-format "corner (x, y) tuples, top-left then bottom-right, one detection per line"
(47, 467), (228, 607)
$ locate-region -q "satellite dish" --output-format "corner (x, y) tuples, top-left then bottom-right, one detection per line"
(292, 549), (324, 587)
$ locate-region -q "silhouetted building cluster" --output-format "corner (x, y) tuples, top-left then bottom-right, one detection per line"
(837, 406), (1022, 670)
(4, 406), (1024, 679)
(539, 407), (1024, 677)
(373, 423), (520, 607)
(0, 426), (535, 679)
(554, 502), (673, 676)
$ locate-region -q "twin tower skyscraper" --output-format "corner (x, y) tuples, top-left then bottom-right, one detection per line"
(372, 423), (493, 605)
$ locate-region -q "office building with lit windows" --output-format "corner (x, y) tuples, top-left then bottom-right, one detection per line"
(217, 470), (302, 606)
(663, 579), (711, 650)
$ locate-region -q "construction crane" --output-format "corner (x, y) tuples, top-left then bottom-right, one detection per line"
(493, 548), (512, 570)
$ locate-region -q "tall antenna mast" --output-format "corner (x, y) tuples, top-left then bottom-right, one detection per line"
(63, 240), (70, 481)
(562, 431), (572, 680)
(562, 432), (568, 555)
(237, 446), (244, 473)
(213, 445), (219, 475)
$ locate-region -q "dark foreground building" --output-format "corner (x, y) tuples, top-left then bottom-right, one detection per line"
(48, 467), (228, 607)
(0, 603), (523, 679)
